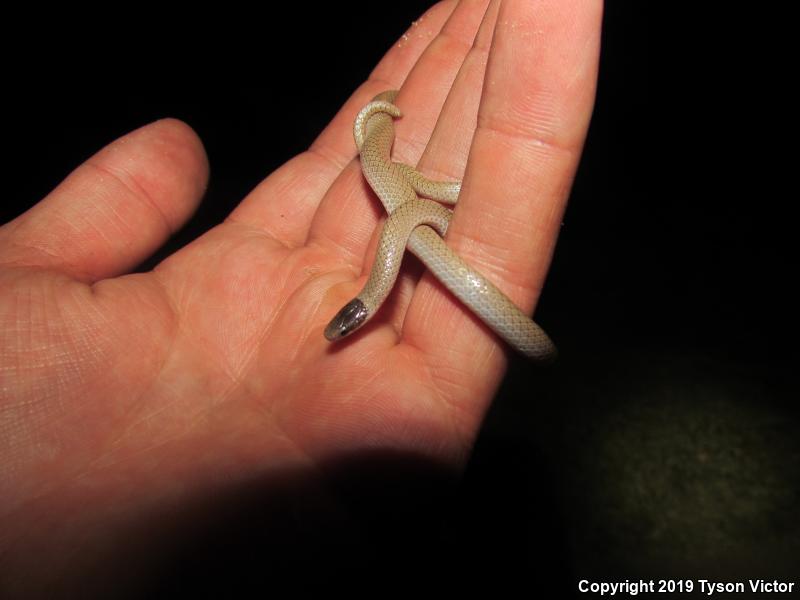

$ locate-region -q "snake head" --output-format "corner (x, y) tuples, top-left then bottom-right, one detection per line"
(324, 298), (369, 341)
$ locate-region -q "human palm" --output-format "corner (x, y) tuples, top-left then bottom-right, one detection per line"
(1, 0), (600, 593)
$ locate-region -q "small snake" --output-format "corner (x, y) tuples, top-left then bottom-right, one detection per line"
(324, 91), (557, 362)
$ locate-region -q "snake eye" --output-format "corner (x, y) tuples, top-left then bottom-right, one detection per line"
(324, 299), (369, 341)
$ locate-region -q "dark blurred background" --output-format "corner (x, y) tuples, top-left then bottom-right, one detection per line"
(5, 2), (798, 597)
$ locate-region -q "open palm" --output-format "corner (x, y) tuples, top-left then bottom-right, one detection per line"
(0, 0), (600, 592)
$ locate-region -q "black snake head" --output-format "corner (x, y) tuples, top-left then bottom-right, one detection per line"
(324, 298), (369, 341)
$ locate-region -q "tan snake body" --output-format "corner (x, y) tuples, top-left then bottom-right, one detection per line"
(324, 91), (557, 362)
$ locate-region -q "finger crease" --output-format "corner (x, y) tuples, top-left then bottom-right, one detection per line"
(85, 159), (175, 236)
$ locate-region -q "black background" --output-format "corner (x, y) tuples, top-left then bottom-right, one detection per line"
(5, 3), (798, 597)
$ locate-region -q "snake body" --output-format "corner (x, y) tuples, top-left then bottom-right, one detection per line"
(324, 91), (557, 362)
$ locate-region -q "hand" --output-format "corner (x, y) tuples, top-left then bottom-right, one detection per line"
(0, 0), (600, 593)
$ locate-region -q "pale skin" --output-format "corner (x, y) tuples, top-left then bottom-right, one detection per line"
(0, 0), (601, 593)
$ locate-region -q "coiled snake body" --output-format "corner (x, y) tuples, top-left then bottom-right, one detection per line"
(324, 91), (557, 363)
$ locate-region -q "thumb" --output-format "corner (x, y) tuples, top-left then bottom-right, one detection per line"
(0, 118), (208, 282)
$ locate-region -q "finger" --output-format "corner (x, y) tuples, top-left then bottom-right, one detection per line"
(228, 0), (459, 248)
(411, 0), (502, 184)
(0, 119), (208, 283)
(306, 0), (491, 260)
(404, 0), (603, 379)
